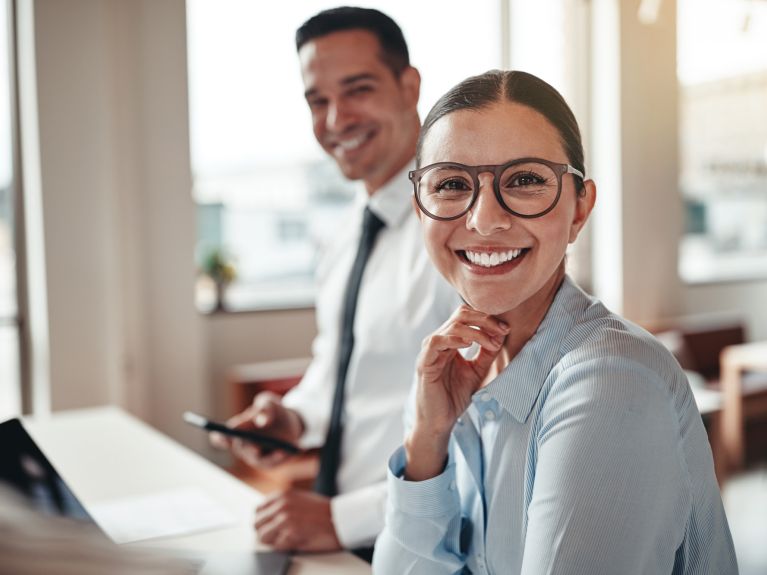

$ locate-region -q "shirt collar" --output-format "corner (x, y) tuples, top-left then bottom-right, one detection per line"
(363, 160), (415, 229)
(483, 276), (592, 423)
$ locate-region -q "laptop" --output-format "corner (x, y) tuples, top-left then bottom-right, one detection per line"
(0, 417), (290, 575)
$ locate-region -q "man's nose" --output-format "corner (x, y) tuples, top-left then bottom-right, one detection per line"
(325, 99), (355, 132)
(466, 174), (512, 235)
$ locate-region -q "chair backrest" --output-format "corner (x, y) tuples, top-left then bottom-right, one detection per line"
(680, 323), (746, 381)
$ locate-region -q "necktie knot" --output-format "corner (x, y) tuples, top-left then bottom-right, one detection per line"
(361, 206), (386, 245)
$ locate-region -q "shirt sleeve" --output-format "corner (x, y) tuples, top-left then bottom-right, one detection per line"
(280, 336), (334, 449)
(373, 446), (467, 574)
(520, 356), (690, 575)
(330, 481), (387, 548)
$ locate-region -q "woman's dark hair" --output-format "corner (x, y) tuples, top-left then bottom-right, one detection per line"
(417, 70), (585, 192)
(296, 7), (410, 76)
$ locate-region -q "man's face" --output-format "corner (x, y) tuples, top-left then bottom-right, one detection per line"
(299, 29), (420, 193)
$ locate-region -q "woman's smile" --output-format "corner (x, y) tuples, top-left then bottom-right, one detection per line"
(455, 246), (531, 275)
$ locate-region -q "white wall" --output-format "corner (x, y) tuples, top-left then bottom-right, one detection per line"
(30, 0), (211, 451)
(684, 282), (767, 341)
(207, 308), (315, 421)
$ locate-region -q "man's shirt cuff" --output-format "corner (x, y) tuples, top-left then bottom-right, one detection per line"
(331, 482), (387, 548)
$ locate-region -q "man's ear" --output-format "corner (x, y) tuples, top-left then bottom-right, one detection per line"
(399, 66), (421, 110)
(568, 179), (596, 243)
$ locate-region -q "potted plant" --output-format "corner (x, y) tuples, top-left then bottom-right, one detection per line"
(199, 247), (237, 311)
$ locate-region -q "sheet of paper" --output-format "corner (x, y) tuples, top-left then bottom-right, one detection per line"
(88, 486), (237, 544)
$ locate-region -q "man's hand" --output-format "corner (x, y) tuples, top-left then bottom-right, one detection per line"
(209, 392), (304, 469)
(254, 490), (341, 552)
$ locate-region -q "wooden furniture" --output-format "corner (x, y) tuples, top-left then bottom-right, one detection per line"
(652, 319), (767, 484)
(23, 407), (368, 574)
(719, 341), (767, 478)
(226, 358), (318, 493)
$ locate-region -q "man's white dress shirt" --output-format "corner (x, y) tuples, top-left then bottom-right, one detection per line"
(281, 163), (459, 548)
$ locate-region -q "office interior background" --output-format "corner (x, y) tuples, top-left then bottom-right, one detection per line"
(0, 0), (765, 570)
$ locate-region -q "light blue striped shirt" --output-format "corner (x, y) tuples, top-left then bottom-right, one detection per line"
(374, 277), (737, 574)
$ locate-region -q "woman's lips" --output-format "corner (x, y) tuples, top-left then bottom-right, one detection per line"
(456, 248), (530, 275)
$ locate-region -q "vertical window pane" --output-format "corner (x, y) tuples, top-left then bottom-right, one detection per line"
(0, 0), (21, 419)
(678, 0), (767, 282)
(186, 1), (501, 311)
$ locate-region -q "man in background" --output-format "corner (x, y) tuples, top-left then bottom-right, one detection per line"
(212, 7), (457, 561)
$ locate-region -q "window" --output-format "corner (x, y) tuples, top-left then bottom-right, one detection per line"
(678, 0), (767, 283)
(0, 0), (21, 420)
(186, 0), (501, 311)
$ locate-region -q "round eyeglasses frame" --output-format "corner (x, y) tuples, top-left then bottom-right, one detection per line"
(409, 157), (585, 221)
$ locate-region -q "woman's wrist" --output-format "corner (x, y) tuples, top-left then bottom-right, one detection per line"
(403, 423), (451, 482)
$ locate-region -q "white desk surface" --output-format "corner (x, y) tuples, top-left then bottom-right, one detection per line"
(23, 406), (370, 575)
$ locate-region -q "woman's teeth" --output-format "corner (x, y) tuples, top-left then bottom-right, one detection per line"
(464, 249), (524, 268)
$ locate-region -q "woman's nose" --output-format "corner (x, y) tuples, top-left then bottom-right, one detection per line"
(466, 175), (512, 235)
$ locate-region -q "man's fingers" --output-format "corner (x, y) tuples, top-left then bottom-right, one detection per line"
(208, 430), (231, 450)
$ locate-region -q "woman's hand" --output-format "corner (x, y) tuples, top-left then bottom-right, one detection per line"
(405, 306), (510, 481)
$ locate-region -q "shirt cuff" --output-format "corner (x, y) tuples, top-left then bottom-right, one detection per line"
(281, 391), (327, 449)
(330, 482), (387, 548)
(387, 445), (459, 518)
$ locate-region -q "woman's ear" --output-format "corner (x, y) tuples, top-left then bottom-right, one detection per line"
(568, 179), (596, 243)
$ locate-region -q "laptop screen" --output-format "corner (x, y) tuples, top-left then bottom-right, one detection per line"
(0, 417), (95, 523)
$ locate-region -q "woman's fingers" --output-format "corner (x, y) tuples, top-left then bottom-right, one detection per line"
(443, 305), (510, 337)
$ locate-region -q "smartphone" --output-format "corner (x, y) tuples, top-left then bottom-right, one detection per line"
(183, 411), (300, 454)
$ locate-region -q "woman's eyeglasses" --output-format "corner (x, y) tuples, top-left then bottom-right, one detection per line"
(409, 157), (584, 221)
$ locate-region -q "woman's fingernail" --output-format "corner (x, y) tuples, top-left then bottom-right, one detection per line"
(498, 321), (510, 330)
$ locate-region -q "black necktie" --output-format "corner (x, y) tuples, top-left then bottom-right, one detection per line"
(314, 206), (386, 497)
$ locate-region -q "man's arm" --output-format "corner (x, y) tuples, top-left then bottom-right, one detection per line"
(209, 392), (304, 469)
(253, 480), (389, 552)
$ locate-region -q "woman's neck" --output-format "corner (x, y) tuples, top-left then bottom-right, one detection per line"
(481, 265), (566, 387)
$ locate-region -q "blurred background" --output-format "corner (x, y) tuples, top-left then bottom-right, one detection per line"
(0, 0), (765, 571)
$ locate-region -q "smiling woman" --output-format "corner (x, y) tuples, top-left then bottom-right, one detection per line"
(372, 70), (738, 574)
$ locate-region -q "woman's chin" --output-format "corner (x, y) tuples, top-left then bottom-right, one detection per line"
(460, 292), (513, 316)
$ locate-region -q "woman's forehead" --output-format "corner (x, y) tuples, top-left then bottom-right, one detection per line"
(421, 102), (565, 165)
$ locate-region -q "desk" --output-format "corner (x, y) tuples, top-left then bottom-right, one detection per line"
(720, 340), (767, 479)
(23, 407), (369, 575)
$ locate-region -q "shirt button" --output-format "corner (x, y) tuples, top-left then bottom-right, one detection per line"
(456, 417), (463, 425)
(480, 391), (491, 402)
(449, 480), (456, 491)
(484, 410), (496, 421)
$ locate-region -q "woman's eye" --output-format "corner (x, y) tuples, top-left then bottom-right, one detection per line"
(510, 172), (545, 186)
(436, 179), (471, 192)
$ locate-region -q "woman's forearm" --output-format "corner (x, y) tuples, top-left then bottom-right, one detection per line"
(403, 423), (451, 481)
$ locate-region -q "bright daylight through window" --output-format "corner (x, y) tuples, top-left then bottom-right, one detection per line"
(186, 1), (500, 311)
(678, 0), (767, 283)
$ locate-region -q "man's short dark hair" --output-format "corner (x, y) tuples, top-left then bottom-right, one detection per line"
(296, 7), (410, 76)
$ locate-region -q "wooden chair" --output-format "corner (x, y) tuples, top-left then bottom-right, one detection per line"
(653, 318), (767, 484)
